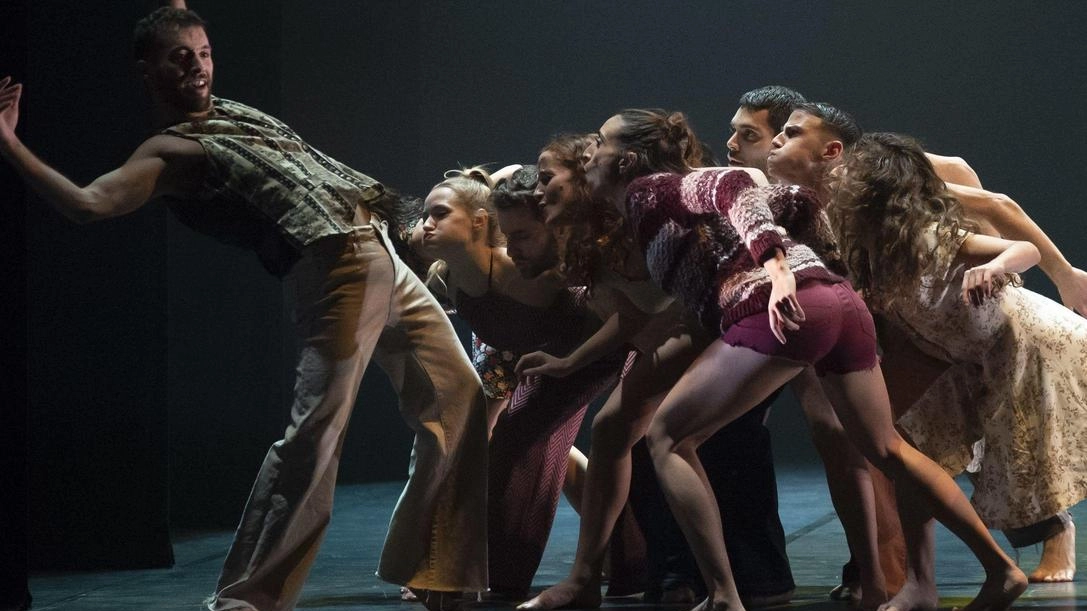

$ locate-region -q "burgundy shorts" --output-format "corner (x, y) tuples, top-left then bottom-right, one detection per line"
(721, 279), (878, 376)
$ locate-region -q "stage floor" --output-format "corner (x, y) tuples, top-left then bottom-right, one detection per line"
(29, 468), (1085, 610)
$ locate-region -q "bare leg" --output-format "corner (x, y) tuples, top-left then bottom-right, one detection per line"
(486, 396), (509, 438)
(793, 369), (887, 609)
(873, 316), (948, 598)
(879, 478), (937, 611)
(562, 447), (588, 514)
(870, 468), (907, 595)
(519, 333), (704, 609)
(820, 367), (1026, 611)
(647, 341), (805, 611)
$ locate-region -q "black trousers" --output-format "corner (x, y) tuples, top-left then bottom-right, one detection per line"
(631, 389), (793, 600)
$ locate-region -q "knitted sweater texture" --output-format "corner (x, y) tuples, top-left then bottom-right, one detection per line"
(625, 169), (842, 333)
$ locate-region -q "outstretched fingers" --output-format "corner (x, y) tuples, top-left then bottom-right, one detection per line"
(769, 295), (805, 344)
(0, 82), (21, 104)
(0, 80), (22, 138)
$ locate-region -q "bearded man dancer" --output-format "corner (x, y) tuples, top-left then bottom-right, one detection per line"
(0, 7), (487, 611)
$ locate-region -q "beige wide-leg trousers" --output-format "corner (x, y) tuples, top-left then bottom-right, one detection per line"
(209, 220), (488, 611)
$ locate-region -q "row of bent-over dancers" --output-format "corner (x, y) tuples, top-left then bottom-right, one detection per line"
(2, 5), (1084, 611)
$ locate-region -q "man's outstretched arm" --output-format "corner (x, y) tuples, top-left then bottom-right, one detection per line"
(948, 183), (1087, 315)
(0, 76), (203, 223)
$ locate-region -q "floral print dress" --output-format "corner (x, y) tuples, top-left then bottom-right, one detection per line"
(893, 232), (1087, 529)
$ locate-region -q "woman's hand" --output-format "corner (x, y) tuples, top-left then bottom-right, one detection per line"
(767, 270), (804, 344)
(762, 250), (804, 344)
(515, 351), (572, 378)
(1054, 266), (1087, 317)
(961, 261), (1006, 306)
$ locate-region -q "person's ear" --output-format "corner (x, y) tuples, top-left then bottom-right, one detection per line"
(823, 140), (844, 162)
(472, 208), (488, 232)
(618, 151), (637, 176)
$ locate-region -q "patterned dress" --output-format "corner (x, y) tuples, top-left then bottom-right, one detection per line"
(893, 233), (1087, 529)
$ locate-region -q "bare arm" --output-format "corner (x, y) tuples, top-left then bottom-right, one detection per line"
(515, 289), (648, 378)
(957, 233), (1040, 306)
(926, 152), (983, 189)
(925, 150), (1086, 314)
(763, 249), (803, 344)
(0, 77), (204, 223)
(947, 183), (1086, 314)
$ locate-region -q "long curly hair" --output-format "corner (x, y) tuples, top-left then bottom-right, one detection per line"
(540, 134), (631, 288)
(828, 132), (985, 310)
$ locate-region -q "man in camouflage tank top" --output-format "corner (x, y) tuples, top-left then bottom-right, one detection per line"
(0, 6), (487, 611)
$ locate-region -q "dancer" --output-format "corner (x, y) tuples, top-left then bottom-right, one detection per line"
(727, 88), (904, 604)
(828, 132), (1087, 609)
(417, 165), (646, 600)
(935, 180), (1084, 584)
(0, 8), (488, 611)
(769, 102), (1086, 584)
(520, 132), (789, 609)
(519, 133), (718, 610)
(577, 107), (1025, 611)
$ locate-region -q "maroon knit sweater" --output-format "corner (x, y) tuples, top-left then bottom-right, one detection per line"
(625, 169), (843, 333)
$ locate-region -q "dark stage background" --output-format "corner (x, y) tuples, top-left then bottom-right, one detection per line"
(4, 0), (1085, 570)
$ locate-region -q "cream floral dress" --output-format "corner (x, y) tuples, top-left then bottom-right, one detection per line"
(892, 232), (1087, 529)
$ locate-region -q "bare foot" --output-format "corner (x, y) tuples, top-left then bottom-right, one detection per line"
(690, 596), (745, 611)
(957, 566), (1027, 611)
(518, 579), (601, 610)
(877, 579), (937, 611)
(1028, 521), (1076, 583)
(401, 587), (420, 602)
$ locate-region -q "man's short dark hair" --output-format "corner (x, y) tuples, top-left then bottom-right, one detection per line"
(738, 85), (807, 133)
(492, 165), (542, 220)
(133, 7), (208, 61)
(795, 101), (862, 148)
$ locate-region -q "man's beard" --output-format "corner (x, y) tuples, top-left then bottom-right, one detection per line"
(157, 78), (213, 114)
(174, 89), (212, 113)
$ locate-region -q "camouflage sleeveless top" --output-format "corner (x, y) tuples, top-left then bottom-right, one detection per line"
(164, 97), (384, 275)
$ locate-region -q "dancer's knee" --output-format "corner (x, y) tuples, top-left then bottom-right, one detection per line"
(645, 419), (698, 468)
(589, 405), (644, 455)
(863, 436), (910, 478)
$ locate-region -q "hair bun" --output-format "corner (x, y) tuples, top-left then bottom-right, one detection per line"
(665, 112), (697, 165)
(443, 166), (494, 189)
